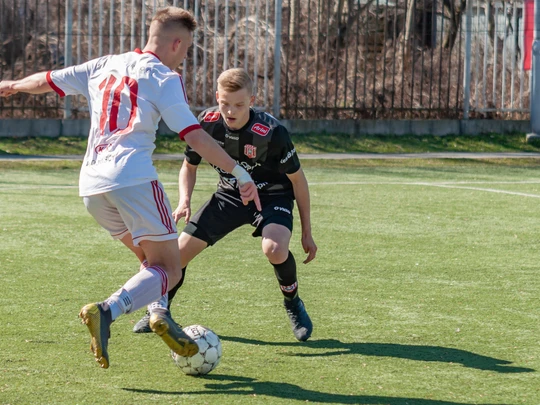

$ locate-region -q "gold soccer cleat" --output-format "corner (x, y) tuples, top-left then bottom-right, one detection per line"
(150, 311), (198, 357)
(79, 303), (112, 369)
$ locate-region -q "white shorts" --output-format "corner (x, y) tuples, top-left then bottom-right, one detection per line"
(83, 180), (178, 246)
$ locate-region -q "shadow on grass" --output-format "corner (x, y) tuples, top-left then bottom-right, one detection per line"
(220, 336), (534, 374)
(124, 375), (516, 405)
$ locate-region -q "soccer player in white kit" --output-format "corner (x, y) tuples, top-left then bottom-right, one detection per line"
(0, 7), (261, 369)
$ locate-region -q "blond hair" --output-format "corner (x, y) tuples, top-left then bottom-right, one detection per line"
(217, 68), (253, 94)
(149, 7), (197, 35)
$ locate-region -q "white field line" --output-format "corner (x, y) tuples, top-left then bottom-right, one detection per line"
(306, 180), (540, 198)
(308, 180), (540, 199)
(4, 179), (540, 199)
(410, 183), (540, 198)
(0, 184), (79, 189)
(306, 180), (540, 186)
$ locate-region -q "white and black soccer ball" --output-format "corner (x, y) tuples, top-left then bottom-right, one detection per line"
(171, 324), (222, 375)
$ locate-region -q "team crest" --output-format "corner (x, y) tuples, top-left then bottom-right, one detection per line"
(244, 144), (257, 159)
(204, 111), (221, 122)
(251, 123), (270, 136)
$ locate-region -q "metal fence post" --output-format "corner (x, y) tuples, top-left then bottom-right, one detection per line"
(528, 0), (540, 142)
(462, 0), (473, 120)
(64, 0), (73, 119)
(272, 0), (283, 118)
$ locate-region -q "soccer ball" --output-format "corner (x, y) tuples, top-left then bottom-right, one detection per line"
(171, 325), (222, 375)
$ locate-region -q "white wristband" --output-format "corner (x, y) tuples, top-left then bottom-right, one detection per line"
(231, 164), (252, 186)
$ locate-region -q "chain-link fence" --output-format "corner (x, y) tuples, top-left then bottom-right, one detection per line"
(0, 0), (531, 120)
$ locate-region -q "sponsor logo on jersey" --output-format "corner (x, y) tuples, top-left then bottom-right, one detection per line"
(239, 161), (261, 172)
(95, 143), (111, 154)
(204, 111), (221, 122)
(225, 133), (239, 140)
(280, 148), (296, 164)
(244, 144), (257, 159)
(280, 282), (298, 293)
(85, 153), (114, 166)
(251, 123), (270, 136)
(212, 160), (261, 174)
(274, 206), (292, 214)
(212, 164), (230, 175)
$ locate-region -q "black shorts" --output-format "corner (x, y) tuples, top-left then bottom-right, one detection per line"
(183, 189), (294, 246)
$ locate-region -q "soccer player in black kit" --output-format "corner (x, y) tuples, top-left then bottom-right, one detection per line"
(134, 68), (317, 341)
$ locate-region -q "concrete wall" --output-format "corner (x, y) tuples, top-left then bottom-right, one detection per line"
(281, 119), (531, 136)
(0, 118), (530, 138)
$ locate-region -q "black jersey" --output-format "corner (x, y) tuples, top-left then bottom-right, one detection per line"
(185, 107), (301, 197)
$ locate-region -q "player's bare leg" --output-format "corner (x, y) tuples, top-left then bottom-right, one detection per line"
(177, 233), (209, 268)
(120, 233), (147, 263)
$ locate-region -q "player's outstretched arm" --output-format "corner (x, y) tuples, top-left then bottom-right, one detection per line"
(0, 72), (53, 97)
(287, 168), (317, 264)
(173, 160), (198, 224)
(183, 128), (261, 210)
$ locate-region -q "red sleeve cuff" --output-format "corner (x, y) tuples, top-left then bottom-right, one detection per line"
(178, 124), (202, 140)
(46, 71), (66, 97)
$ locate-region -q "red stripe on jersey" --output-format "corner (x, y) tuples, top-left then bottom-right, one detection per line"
(46, 71), (65, 97)
(179, 124), (202, 140)
(151, 181), (174, 233)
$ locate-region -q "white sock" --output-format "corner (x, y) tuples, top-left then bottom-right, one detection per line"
(104, 260), (150, 320)
(148, 294), (168, 315)
(105, 266), (168, 320)
(105, 288), (133, 321)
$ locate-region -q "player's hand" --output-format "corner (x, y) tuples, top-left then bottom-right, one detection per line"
(239, 182), (262, 211)
(301, 233), (317, 264)
(172, 201), (191, 224)
(232, 165), (261, 211)
(0, 81), (18, 97)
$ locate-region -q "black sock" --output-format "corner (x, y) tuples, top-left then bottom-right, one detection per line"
(167, 266), (187, 307)
(272, 251), (298, 301)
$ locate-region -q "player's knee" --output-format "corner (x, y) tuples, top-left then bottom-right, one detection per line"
(262, 239), (288, 264)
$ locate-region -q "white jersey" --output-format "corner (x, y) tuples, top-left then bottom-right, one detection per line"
(47, 49), (201, 197)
